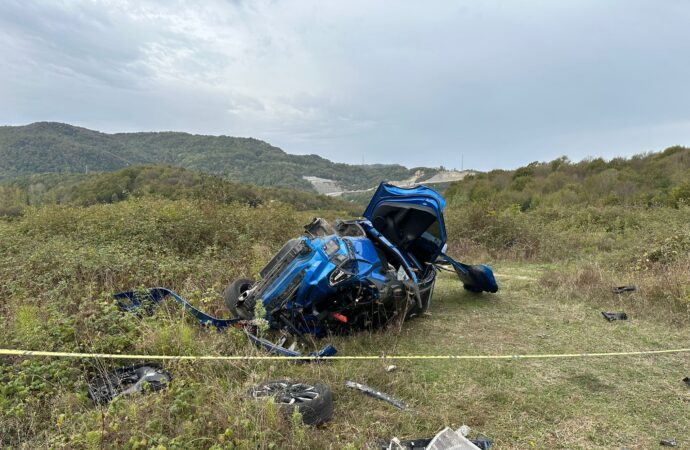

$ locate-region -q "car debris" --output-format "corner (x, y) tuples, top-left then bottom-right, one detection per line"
(87, 362), (172, 404)
(221, 183), (497, 337)
(115, 287), (337, 359)
(601, 311), (628, 321)
(345, 380), (408, 410)
(115, 183), (498, 355)
(383, 427), (492, 450)
(248, 379), (333, 425)
(612, 285), (636, 294)
(660, 438), (677, 447)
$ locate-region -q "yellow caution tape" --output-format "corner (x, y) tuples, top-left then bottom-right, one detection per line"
(1, 347), (689, 361)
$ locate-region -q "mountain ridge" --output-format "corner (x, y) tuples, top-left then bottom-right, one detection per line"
(0, 122), (440, 192)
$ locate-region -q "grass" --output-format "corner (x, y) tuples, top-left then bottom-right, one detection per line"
(2, 264), (688, 449)
(1, 197), (688, 448)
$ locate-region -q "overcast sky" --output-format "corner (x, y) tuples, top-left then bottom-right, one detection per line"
(1, 1), (689, 170)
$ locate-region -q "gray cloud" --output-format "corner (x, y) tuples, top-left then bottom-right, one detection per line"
(1, 0), (689, 170)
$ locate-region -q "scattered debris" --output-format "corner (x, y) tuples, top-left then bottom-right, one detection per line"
(660, 438), (677, 447)
(683, 376), (690, 387)
(248, 380), (333, 425)
(471, 437), (493, 450)
(383, 437), (431, 449)
(601, 311), (628, 321)
(426, 427), (486, 450)
(458, 424), (471, 437)
(385, 365), (398, 373)
(115, 287), (337, 359)
(612, 285), (636, 294)
(382, 432), (492, 450)
(345, 380), (408, 410)
(87, 363), (172, 404)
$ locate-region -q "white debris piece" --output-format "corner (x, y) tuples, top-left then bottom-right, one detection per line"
(426, 427), (481, 450)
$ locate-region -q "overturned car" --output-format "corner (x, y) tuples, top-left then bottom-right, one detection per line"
(223, 183), (498, 337)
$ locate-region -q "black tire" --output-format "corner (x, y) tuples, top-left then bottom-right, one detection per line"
(223, 278), (255, 319)
(248, 380), (334, 426)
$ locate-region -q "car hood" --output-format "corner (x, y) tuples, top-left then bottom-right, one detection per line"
(363, 183), (447, 259)
(363, 183), (446, 220)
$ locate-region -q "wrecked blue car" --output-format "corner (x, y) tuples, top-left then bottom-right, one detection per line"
(117, 183), (498, 356)
(222, 183), (498, 336)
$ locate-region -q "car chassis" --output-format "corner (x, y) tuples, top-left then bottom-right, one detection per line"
(116, 183), (498, 357)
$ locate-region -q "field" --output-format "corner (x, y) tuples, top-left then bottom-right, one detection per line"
(0, 191), (688, 449)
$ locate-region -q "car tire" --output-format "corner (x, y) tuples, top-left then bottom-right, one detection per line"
(223, 278), (255, 319)
(248, 380), (334, 426)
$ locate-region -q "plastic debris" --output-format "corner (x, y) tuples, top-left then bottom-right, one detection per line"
(381, 428), (492, 450)
(682, 376), (690, 387)
(660, 438), (677, 447)
(612, 285), (636, 294)
(88, 363), (172, 404)
(345, 380), (408, 410)
(385, 365), (398, 373)
(601, 311), (628, 321)
(426, 427), (483, 450)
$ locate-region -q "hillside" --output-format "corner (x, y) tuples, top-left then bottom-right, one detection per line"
(0, 165), (359, 216)
(0, 122), (436, 192)
(444, 146), (690, 209)
(1, 146), (688, 448)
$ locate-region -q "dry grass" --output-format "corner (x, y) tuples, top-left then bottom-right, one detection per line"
(2, 264), (689, 449)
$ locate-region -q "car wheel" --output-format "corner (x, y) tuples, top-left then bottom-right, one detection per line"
(223, 278), (255, 319)
(248, 380), (334, 426)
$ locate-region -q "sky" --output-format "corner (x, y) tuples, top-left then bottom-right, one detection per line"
(1, 0), (689, 171)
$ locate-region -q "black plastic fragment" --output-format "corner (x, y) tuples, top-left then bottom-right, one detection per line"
(380, 438), (431, 449)
(683, 376), (690, 387)
(88, 362), (172, 404)
(612, 285), (636, 294)
(601, 311), (628, 321)
(472, 437), (493, 450)
(660, 438), (677, 447)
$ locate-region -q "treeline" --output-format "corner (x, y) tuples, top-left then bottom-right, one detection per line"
(445, 146), (690, 210)
(442, 146), (690, 269)
(0, 165), (359, 216)
(0, 122), (435, 191)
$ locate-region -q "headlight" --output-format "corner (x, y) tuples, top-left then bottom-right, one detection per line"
(329, 267), (353, 286)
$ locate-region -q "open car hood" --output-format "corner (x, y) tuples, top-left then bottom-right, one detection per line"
(363, 183), (447, 258)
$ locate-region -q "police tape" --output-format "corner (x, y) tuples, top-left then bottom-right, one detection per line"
(1, 347), (689, 361)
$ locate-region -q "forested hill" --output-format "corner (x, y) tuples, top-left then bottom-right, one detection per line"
(0, 165), (359, 216)
(445, 146), (690, 209)
(0, 122), (431, 191)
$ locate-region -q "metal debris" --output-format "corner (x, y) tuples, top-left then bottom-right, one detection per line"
(345, 380), (408, 410)
(601, 311), (628, 321)
(612, 285), (636, 294)
(87, 363), (172, 404)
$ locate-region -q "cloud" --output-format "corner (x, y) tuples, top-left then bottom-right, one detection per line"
(1, 0), (689, 169)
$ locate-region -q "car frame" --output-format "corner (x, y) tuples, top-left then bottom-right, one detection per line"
(116, 182), (498, 357)
(223, 183), (498, 337)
